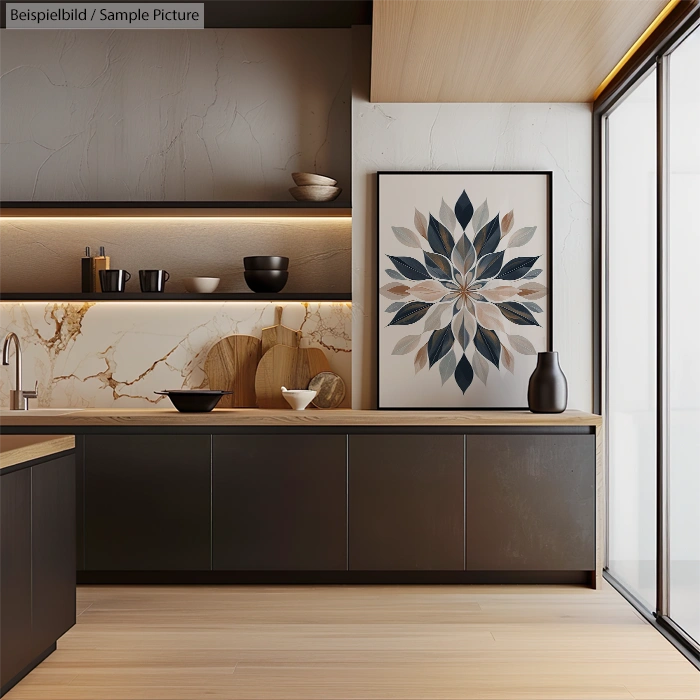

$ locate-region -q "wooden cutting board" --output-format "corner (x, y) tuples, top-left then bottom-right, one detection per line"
(204, 335), (262, 408)
(255, 345), (330, 409)
(261, 306), (300, 355)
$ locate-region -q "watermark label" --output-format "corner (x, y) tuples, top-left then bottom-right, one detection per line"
(5, 3), (204, 28)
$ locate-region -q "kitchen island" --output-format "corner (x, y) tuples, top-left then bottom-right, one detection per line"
(0, 435), (76, 698)
(0, 409), (603, 589)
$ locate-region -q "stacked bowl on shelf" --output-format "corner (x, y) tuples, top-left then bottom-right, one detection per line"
(244, 256), (289, 293)
(289, 172), (342, 202)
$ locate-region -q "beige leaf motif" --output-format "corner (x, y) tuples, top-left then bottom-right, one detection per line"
(392, 334), (422, 356)
(411, 280), (448, 302)
(508, 226), (537, 249)
(414, 209), (428, 239)
(392, 226), (423, 249)
(379, 282), (410, 300)
(518, 282), (547, 300)
(473, 351), (489, 384)
(414, 344), (428, 373)
(502, 345), (515, 373)
(508, 334), (537, 355)
(475, 302), (507, 333)
(479, 285), (518, 303)
(423, 303), (448, 333)
(501, 210), (514, 236)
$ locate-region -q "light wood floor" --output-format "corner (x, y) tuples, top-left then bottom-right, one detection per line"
(7, 582), (699, 700)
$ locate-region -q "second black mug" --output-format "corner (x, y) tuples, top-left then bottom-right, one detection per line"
(99, 269), (131, 293)
(139, 269), (170, 293)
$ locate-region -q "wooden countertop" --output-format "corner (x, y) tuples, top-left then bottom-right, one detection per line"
(0, 435), (76, 470)
(0, 408), (601, 428)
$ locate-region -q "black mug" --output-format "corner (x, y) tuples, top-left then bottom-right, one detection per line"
(139, 269), (170, 293)
(99, 269), (131, 293)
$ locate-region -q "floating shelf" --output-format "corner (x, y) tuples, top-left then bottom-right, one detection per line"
(0, 293), (351, 302)
(0, 201), (352, 218)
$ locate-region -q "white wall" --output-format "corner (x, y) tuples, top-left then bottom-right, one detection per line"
(351, 27), (592, 410)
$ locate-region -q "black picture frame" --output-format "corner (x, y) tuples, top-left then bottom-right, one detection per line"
(376, 170), (553, 410)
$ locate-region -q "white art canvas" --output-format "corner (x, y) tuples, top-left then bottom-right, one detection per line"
(377, 172), (551, 409)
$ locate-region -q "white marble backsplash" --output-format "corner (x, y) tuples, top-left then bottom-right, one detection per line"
(0, 302), (351, 408)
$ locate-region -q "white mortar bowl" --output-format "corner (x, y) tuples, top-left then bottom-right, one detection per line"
(281, 387), (317, 411)
(182, 277), (220, 293)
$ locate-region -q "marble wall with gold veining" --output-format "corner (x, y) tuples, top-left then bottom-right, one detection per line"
(0, 302), (351, 408)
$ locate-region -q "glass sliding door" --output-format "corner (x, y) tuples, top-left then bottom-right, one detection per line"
(606, 71), (658, 612)
(669, 24), (700, 647)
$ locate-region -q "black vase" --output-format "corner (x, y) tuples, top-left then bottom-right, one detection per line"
(527, 351), (568, 413)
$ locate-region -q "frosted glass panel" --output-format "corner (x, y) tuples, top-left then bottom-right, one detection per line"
(607, 71), (657, 610)
(669, 26), (700, 645)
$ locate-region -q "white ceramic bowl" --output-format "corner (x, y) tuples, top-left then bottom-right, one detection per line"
(281, 387), (317, 411)
(291, 172), (338, 187)
(289, 185), (342, 202)
(182, 277), (220, 294)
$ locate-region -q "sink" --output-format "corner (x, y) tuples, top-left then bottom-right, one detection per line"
(0, 408), (84, 416)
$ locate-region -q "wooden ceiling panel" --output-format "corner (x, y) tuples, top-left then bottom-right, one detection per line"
(371, 0), (674, 102)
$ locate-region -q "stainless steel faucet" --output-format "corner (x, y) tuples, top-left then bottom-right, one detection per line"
(2, 333), (38, 410)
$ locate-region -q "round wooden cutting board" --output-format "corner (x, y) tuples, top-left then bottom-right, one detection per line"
(204, 335), (262, 408)
(308, 371), (346, 409)
(255, 345), (330, 409)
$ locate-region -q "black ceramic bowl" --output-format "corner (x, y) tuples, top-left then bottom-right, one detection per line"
(243, 256), (289, 271)
(244, 270), (289, 293)
(155, 390), (232, 412)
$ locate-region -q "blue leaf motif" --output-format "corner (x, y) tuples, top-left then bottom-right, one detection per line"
(455, 190), (474, 230)
(387, 255), (430, 280)
(496, 301), (540, 326)
(454, 355), (474, 394)
(388, 301), (432, 326)
(474, 324), (501, 367)
(385, 268), (406, 281)
(427, 214), (455, 258)
(523, 268), (543, 280)
(473, 214), (501, 258)
(427, 325), (455, 367)
(424, 251), (453, 280)
(475, 251), (505, 280)
(521, 301), (543, 313)
(496, 256), (539, 281)
(385, 301), (405, 313)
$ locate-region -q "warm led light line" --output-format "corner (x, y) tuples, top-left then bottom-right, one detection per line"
(0, 216), (351, 222)
(592, 0), (681, 100)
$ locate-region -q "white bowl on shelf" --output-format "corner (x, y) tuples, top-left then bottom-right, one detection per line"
(291, 172), (338, 187)
(289, 185), (342, 202)
(281, 387), (317, 411)
(182, 277), (220, 294)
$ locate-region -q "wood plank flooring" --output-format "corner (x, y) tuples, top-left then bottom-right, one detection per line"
(7, 583), (699, 699)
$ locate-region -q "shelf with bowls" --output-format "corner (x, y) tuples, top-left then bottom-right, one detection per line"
(0, 201), (351, 218)
(0, 293), (351, 302)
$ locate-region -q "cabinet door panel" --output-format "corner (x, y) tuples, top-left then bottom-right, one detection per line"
(0, 469), (32, 688)
(85, 435), (211, 570)
(213, 435), (346, 570)
(466, 434), (595, 570)
(32, 455), (76, 656)
(349, 434), (464, 571)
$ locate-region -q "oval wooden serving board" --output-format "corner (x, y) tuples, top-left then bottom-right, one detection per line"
(204, 335), (262, 408)
(255, 345), (330, 409)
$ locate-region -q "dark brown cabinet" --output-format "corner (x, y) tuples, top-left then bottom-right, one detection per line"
(31, 456), (76, 656)
(213, 435), (347, 570)
(466, 434), (596, 571)
(84, 435), (211, 570)
(348, 434), (465, 571)
(1, 453), (75, 696)
(0, 468), (32, 690)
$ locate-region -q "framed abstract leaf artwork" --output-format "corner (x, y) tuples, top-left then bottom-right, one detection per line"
(377, 171), (552, 409)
